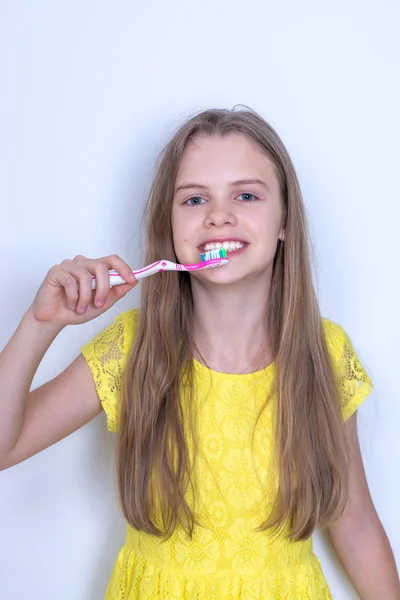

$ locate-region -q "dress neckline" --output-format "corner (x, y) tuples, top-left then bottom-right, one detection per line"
(192, 357), (275, 380)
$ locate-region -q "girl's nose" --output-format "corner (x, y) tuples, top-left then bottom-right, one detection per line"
(204, 204), (237, 228)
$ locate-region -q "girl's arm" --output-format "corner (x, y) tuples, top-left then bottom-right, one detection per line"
(326, 414), (400, 599)
(0, 254), (137, 470)
(0, 309), (102, 470)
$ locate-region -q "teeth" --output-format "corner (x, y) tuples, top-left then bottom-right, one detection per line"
(201, 248), (228, 262)
(204, 241), (245, 252)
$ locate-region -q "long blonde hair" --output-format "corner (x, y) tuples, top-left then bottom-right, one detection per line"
(116, 108), (349, 541)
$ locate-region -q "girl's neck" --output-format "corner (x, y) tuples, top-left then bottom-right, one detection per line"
(191, 279), (273, 374)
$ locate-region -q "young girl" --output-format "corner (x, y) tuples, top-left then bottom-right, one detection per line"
(1, 108), (399, 599)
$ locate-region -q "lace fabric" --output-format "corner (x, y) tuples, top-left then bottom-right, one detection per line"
(322, 319), (373, 421)
(81, 311), (133, 432)
(81, 310), (373, 599)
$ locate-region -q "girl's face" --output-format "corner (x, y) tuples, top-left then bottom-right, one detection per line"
(171, 133), (285, 285)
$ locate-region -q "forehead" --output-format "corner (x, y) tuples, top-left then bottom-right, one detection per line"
(175, 133), (278, 186)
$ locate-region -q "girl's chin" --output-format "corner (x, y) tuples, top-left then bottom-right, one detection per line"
(191, 261), (270, 285)
(192, 269), (251, 285)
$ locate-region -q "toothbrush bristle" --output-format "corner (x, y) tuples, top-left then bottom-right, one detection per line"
(200, 248), (228, 262)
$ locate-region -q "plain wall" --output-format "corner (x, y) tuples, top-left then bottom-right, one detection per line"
(1, 1), (399, 598)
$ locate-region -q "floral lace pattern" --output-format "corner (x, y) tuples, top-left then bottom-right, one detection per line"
(323, 319), (373, 420)
(81, 311), (133, 432)
(81, 310), (372, 599)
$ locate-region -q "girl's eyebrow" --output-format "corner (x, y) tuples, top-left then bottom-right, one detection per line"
(175, 178), (269, 193)
(231, 178), (269, 189)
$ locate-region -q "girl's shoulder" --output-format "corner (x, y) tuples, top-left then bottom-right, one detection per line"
(113, 307), (139, 340)
(80, 308), (139, 432)
(321, 317), (365, 367)
(321, 317), (348, 355)
(113, 307), (140, 331)
(82, 308), (139, 361)
(321, 317), (373, 420)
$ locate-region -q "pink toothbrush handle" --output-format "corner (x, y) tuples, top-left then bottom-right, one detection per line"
(91, 258), (228, 288)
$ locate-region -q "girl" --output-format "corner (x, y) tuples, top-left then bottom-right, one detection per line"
(1, 108), (399, 599)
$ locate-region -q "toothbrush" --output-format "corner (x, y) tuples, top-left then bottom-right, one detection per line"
(92, 248), (229, 289)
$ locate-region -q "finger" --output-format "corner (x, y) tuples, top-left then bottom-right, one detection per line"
(74, 254), (136, 289)
(102, 254), (136, 285)
(61, 261), (96, 314)
(63, 275), (79, 310)
(102, 281), (136, 308)
(49, 266), (79, 310)
(74, 268), (95, 314)
(91, 261), (113, 308)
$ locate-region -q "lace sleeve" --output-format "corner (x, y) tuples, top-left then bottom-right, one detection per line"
(81, 309), (138, 432)
(323, 319), (373, 421)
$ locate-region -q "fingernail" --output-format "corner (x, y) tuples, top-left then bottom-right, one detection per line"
(128, 272), (135, 283)
(96, 298), (105, 307)
(78, 306), (87, 314)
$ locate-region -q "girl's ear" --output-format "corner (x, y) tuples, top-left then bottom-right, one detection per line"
(279, 228), (285, 242)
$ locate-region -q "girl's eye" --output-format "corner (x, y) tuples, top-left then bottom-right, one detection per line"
(185, 196), (206, 206)
(237, 193), (258, 202)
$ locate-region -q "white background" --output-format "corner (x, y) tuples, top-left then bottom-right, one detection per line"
(0, 1), (399, 598)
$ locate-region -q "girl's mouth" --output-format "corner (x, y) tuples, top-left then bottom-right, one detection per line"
(199, 240), (248, 256)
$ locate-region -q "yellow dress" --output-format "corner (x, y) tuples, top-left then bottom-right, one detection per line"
(81, 309), (372, 599)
